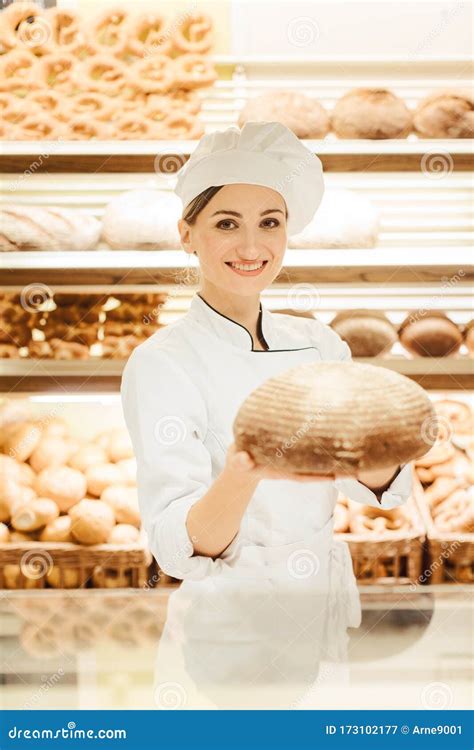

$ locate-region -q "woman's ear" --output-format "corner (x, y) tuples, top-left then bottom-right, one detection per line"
(178, 218), (194, 255)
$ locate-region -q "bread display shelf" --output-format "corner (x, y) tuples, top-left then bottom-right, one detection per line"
(0, 540), (154, 589)
(1, 358), (471, 394)
(1, 248), (472, 287)
(1, 138), (472, 173)
(414, 483), (474, 585)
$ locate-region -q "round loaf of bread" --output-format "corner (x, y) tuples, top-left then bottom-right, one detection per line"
(102, 190), (182, 250)
(464, 319), (474, 356)
(399, 311), (462, 357)
(330, 310), (397, 357)
(233, 361), (437, 475)
(332, 88), (412, 139)
(238, 91), (330, 139)
(413, 89), (473, 138)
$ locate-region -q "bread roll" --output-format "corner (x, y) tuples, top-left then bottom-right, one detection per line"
(330, 310), (397, 357)
(116, 457), (137, 485)
(2, 421), (42, 462)
(101, 485), (140, 527)
(85, 462), (124, 497)
(69, 499), (115, 545)
(233, 361), (437, 475)
(29, 436), (75, 473)
(92, 566), (132, 588)
(0, 205), (101, 252)
(46, 567), (81, 589)
(40, 515), (74, 543)
(9, 530), (40, 542)
(332, 88), (412, 139)
(399, 311), (462, 357)
(0, 400), (30, 432)
(413, 89), (473, 138)
(238, 91), (330, 139)
(68, 444), (108, 473)
(102, 190), (182, 250)
(35, 466), (87, 511)
(108, 523), (140, 544)
(106, 430), (134, 462)
(464, 320), (474, 356)
(3, 565), (43, 590)
(0, 522), (10, 543)
(0, 478), (36, 523)
(0, 454), (34, 486)
(12, 498), (59, 532)
(288, 188), (379, 249)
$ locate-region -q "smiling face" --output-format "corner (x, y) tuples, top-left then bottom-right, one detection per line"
(178, 183), (288, 296)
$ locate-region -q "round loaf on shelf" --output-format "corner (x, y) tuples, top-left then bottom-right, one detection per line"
(102, 190), (182, 250)
(233, 361), (437, 475)
(331, 88), (412, 139)
(399, 311), (462, 357)
(238, 91), (330, 139)
(35, 466), (87, 512)
(329, 309), (397, 357)
(413, 89), (474, 138)
(464, 319), (474, 356)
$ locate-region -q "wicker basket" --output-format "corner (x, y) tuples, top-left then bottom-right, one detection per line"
(0, 538), (155, 589)
(335, 466), (426, 585)
(413, 477), (474, 584)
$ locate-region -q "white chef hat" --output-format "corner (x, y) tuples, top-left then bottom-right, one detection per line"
(173, 121), (324, 235)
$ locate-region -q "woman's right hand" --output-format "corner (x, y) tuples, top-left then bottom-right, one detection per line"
(225, 442), (335, 483)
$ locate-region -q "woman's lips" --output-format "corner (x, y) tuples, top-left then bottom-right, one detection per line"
(225, 260), (269, 277)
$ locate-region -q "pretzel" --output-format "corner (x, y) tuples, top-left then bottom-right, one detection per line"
(433, 488), (474, 532)
(424, 475), (468, 510)
(16, 113), (64, 140)
(113, 115), (154, 140)
(173, 53), (217, 90)
(89, 7), (129, 52)
(146, 89), (201, 115)
(70, 40), (102, 62)
(130, 55), (175, 94)
(38, 53), (80, 95)
(349, 504), (411, 535)
(171, 13), (213, 55)
(29, 90), (69, 123)
(44, 8), (84, 52)
(0, 98), (32, 128)
(65, 93), (116, 122)
(158, 112), (204, 140)
(124, 12), (173, 58)
(0, 2), (52, 55)
(429, 450), (474, 483)
(434, 399), (473, 435)
(415, 440), (455, 468)
(80, 54), (130, 96)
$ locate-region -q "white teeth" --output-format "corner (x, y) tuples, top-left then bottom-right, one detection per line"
(229, 261), (265, 271)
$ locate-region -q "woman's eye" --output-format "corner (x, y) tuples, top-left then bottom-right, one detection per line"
(216, 219), (237, 230)
(261, 218), (280, 228)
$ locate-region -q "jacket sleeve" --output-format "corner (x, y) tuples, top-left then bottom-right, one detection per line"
(120, 344), (231, 580)
(311, 320), (413, 510)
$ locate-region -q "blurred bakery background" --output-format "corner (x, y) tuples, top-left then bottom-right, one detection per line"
(0, 0), (472, 710)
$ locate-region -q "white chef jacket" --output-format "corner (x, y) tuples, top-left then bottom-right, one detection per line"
(121, 292), (413, 706)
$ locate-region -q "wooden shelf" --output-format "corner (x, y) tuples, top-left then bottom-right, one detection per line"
(1, 139), (472, 173)
(1, 249), (473, 287)
(1, 357), (471, 394)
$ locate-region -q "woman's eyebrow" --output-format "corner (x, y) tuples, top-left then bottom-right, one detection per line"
(210, 209), (285, 217)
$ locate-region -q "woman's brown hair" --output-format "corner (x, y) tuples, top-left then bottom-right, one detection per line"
(182, 186), (224, 225)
